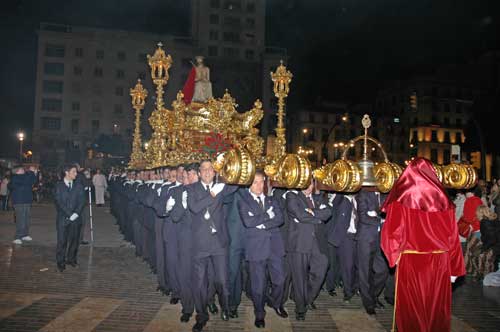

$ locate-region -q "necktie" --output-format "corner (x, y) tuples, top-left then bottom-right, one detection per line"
(68, 182), (72, 190)
(352, 199), (358, 229)
(257, 196), (264, 211)
(306, 195), (315, 209)
(206, 184), (210, 192)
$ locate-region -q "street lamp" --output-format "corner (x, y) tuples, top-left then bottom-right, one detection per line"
(17, 132), (25, 162)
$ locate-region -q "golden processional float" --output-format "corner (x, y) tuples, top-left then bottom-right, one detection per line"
(128, 43), (477, 192)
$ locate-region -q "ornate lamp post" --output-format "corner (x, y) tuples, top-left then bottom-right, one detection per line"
(270, 60), (292, 160)
(129, 79), (148, 169)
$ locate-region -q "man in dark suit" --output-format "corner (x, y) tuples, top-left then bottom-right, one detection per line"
(286, 181), (332, 320)
(237, 171), (288, 328)
(188, 159), (237, 332)
(328, 193), (358, 303)
(54, 164), (85, 272)
(355, 187), (389, 315)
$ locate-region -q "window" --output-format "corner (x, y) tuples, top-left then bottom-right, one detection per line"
(412, 130), (418, 142)
(71, 102), (80, 112)
(456, 132), (463, 143)
(224, 0), (241, 10)
(137, 53), (147, 62)
(41, 98), (62, 112)
(244, 33), (255, 44)
(223, 31), (240, 42)
(456, 118), (462, 127)
(94, 67), (103, 77)
(431, 130), (437, 141)
(247, 1), (255, 12)
(71, 119), (79, 134)
(91, 120), (100, 134)
(41, 117), (61, 130)
(431, 149), (438, 163)
(245, 49), (254, 60)
(431, 114), (438, 124)
(115, 86), (124, 96)
(246, 18), (255, 28)
(113, 104), (123, 116)
(444, 149), (450, 164)
(113, 124), (120, 134)
(444, 131), (451, 143)
(96, 49), (104, 59)
(208, 46), (218, 57)
(116, 69), (125, 79)
(44, 63), (64, 75)
(92, 102), (102, 113)
(209, 14), (219, 24)
(444, 117), (450, 126)
(43, 80), (63, 93)
(74, 48), (83, 57)
(322, 128), (329, 141)
(209, 30), (219, 41)
(210, 0), (220, 8)
(224, 16), (241, 27)
(73, 65), (82, 76)
(45, 44), (65, 57)
(117, 51), (126, 61)
(444, 103), (450, 112)
(223, 47), (239, 57)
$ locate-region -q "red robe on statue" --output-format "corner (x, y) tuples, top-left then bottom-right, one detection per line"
(182, 67), (196, 104)
(381, 158), (465, 332)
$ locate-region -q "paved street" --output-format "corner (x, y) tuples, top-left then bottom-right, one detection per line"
(0, 204), (499, 332)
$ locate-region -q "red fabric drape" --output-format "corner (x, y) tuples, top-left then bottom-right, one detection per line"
(458, 196), (483, 235)
(381, 158), (465, 332)
(182, 67), (196, 104)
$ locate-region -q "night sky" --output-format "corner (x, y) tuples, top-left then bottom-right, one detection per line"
(1, 0), (499, 158)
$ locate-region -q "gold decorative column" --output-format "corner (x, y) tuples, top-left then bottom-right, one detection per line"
(270, 60), (292, 160)
(129, 79), (148, 169)
(145, 42), (173, 167)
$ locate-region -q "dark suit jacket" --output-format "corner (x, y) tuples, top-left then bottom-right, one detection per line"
(54, 181), (85, 225)
(272, 188), (290, 251)
(227, 189), (245, 252)
(355, 190), (386, 238)
(328, 194), (355, 247)
(169, 184), (193, 252)
(286, 191), (332, 254)
(237, 189), (284, 261)
(187, 181), (237, 256)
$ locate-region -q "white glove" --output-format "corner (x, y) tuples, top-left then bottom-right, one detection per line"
(367, 210), (378, 217)
(166, 197), (175, 212)
(211, 183), (225, 196)
(69, 213), (79, 221)
(451, 276), (457, 283)
(328, 193), (336, 206)
(182, 191), (188, 209)
(157, 187), (162, 196)
(319, 204), (327, 210)
(266, 206), (275, 219)
(256, 224), (266, 229)
(305, 208), (315, 216)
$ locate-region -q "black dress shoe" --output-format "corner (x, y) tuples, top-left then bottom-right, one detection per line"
(274, 306), (288, 318)
(57, 264), (65, 272)
(255, 319), (265, 328)
(229, 309), (238, 318)
(221, 310), (229, 321)
(208, 303), (218, 314)
(308, 302), (317, 310)
(328, 289), (337, 297)
(192, 321), (206, 332)
(156, 285), (164, 292)
(67, 261), (78, 267)
(384, 296), (395, 306)
(375, 299), (385, 309)
(365, 307), (376, 315)
(170, 297), (180, 305)
(343, 295), (352, 303)
(80, 241), (89, 245)
(180, 313), (191, 322)
(296, 313), (306, 321)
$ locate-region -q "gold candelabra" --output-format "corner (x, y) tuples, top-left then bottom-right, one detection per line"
(129, 79), (148, 169)
(270, 60), (292, 160)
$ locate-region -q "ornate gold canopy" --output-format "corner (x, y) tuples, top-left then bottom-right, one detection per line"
(129, 43), (476, 191)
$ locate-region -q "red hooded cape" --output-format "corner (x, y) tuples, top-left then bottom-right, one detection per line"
(381, 157), (465, 332)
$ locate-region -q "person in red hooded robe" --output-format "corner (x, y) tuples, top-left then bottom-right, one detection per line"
(380, 157), (466, 332)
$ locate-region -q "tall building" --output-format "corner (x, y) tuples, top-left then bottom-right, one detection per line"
(32, 1), (285, 166)
(375, 76), (475, 165)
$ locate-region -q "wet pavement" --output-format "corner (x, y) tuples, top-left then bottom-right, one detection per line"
(0, 204), (499, 332)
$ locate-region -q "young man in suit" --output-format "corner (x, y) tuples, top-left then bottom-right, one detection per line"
(285, 181), (332, 320)
(237, 170), (288, 328)
(188, 159), (238, 332)
(355, 187), (389, 315)
(54, 164), (85, 272)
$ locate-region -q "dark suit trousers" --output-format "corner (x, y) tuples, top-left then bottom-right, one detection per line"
(326, 244), (342, 291)
(155, 218), (167, 289)
(164, 232), (180, 298)
(177, 248), (194, 314)
(228, 249), (245, 310)
(289, 243), (328, 314)
(248, 257), (285, 320)
(192, 254), (229, 323)
(56, 220), (81, 265)
(357, 231), (389, 310)
(337, 234), (357, 298)
(282, 256), (293, 305)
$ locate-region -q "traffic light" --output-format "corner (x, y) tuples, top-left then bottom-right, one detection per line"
(409, 91), (417, 110)
(470, 151), (481, 169)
